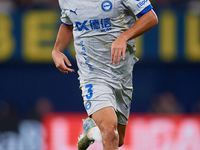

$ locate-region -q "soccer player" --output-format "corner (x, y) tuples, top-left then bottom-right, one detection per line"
(52, 0), (158, 150)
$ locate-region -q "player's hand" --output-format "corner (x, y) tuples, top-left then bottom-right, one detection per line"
(111, 37), (127, 64)
(52, 50), (75, 74)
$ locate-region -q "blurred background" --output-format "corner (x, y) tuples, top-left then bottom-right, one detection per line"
(0, 0), (200, 149)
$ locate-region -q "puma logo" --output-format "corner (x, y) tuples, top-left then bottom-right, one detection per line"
(70, 8), (77, 15)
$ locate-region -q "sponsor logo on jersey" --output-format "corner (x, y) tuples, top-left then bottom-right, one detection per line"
(101, 1), (112, 12)
(75, 18), (112, 32)
(80, 40), (94, 71)
(85, 101), (92, 110)
(137, 0), (148, 8)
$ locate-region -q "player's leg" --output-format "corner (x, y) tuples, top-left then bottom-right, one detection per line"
(78, 117), (127, 149)
(78, 81), (117, 150)
(117, 123), (127, 147)
(92, 106), (119, 150)
(86, 120), (127, 147)
(115, 75), (132, 147)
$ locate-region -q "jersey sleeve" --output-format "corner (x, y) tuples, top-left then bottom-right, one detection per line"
(123, 0), (153, 18)
(58, 0), (73, 26)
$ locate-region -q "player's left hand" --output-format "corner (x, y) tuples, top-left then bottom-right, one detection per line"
(111, 37), (127, 64)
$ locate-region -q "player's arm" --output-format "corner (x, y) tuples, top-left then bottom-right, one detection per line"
(111, 9), (158, 64)
(52, 24), (75, 73)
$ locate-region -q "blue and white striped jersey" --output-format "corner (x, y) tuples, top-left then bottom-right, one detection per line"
(58, 0), (153, 82)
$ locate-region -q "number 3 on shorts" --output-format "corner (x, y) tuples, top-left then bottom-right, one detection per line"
(85, 84), (93, 99)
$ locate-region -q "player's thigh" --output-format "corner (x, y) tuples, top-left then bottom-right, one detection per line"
(115, 75), (133, 125)
(81, 80), (117, 117)
(91, 106), (118, 131)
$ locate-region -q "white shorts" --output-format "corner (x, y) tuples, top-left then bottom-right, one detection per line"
(80, 75), (133, 125)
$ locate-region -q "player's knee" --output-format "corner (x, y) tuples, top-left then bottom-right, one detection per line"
(101, 124), (118, 140)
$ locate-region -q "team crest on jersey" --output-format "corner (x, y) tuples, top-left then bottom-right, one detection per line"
(101, 1), (112, 12)
(85, 101), (92, 110)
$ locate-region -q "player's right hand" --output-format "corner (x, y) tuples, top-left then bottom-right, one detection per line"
(52, 50), (75, 74)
